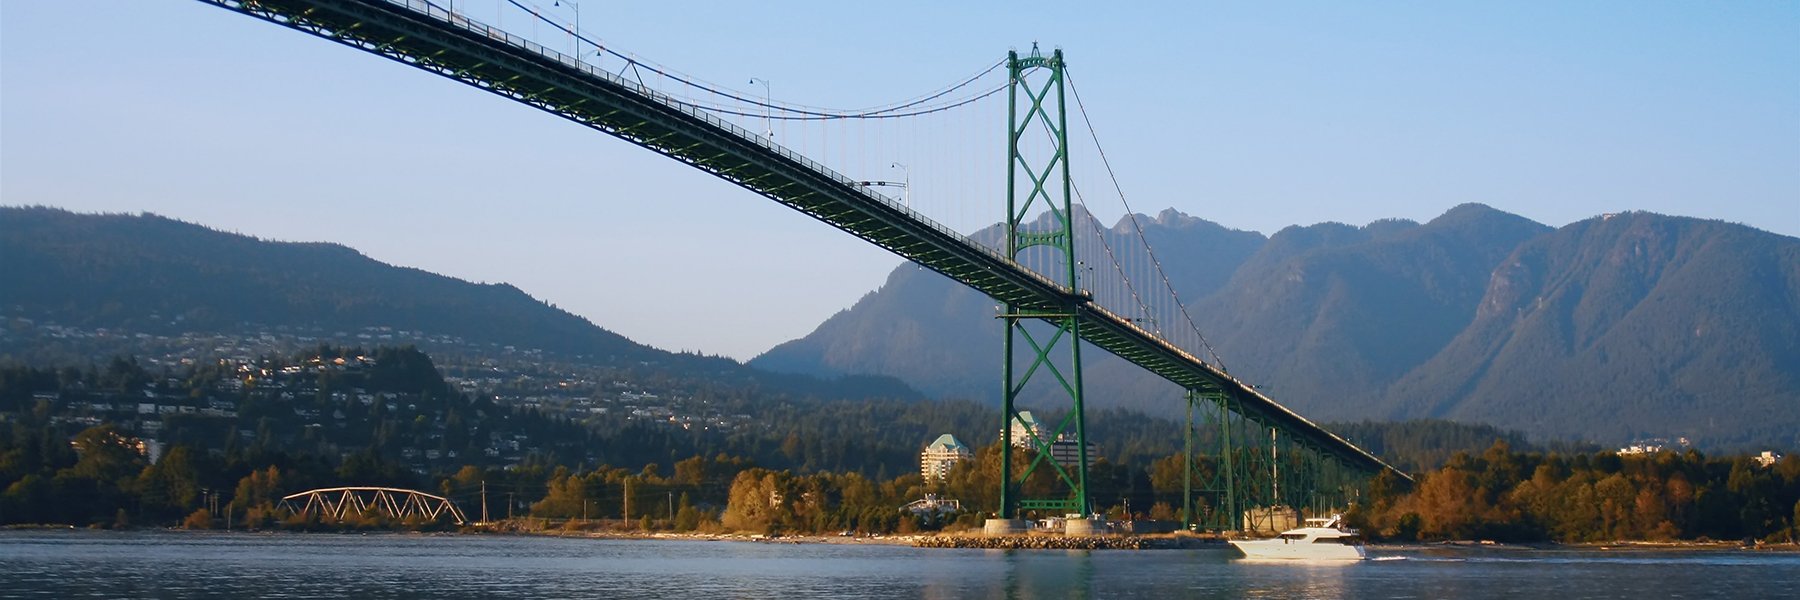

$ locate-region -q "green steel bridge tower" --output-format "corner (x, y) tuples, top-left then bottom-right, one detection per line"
(998, 45), (1092, 522)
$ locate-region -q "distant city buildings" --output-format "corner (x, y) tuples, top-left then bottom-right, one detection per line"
(920, 434), (971, 481)
(1049, 439), (1098, 469)
(1618, 437), (1692, 455)
(1000, 411), (1098, 468)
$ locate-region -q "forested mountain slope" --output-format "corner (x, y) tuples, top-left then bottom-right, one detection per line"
(1382, 212), (1800, 446)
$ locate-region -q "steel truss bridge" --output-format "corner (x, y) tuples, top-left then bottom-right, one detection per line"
(199, 0), (1407, 531)
(280, 487), (469, 525)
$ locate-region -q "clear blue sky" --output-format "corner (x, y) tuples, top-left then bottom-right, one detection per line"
(4, 0), (1795, 360)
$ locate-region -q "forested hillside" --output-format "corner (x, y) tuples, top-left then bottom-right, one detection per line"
(1382, 212), (1800, 446)
(4, 344), (1633, 530)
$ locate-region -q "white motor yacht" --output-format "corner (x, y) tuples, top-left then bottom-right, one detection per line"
(1228, 514), (1367, 560)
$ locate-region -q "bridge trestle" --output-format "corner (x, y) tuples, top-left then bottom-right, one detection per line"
(1181, 389), (1366, 533)
(279, 487), (468, 525)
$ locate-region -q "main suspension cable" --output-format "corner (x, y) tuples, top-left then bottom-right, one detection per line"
(500, 0), (1006, 119)
(659, 84), (1008, 121)
(1067, 69), (1229, 371)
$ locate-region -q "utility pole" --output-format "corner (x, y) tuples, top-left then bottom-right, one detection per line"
(481, 481), (490, 523)
(667, 492), (673, 522)
(508, 492), (514, 520)
(623, 478), (631, 524)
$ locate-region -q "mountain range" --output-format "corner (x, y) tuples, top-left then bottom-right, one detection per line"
(0, 206), (919, 401)
(4, 204), (1794, 448)
(754, 204), (1800, 448)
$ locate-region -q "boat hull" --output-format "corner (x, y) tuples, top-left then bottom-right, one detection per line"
(1228, 538), (1367, 561)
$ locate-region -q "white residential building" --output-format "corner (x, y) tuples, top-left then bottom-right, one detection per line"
(920, 434), (972, 481)
(1005, 411), (1047, 448)
(1000, 411), (1095, 466)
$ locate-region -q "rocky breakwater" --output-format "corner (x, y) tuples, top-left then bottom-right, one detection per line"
(913, 535), (1217, 550)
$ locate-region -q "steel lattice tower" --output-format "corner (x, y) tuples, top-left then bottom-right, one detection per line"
(997, 45), (1092, 521)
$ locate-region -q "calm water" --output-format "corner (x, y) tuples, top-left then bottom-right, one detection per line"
(1, 531), (1795, 599)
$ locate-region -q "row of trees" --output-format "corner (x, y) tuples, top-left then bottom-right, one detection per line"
(0, 421), (420, 529)
(7, 419), (1797, 544)
(7, 350), (1795, 539)
(1354, 441), (1800, 543)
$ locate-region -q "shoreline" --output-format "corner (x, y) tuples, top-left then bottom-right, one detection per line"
(11, 525), (1797, 553)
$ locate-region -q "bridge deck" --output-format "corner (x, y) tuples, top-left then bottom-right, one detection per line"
(201, 0), (1401, 476)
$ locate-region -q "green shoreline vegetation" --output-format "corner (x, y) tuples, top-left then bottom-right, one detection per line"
(3, 347), (1795, 544)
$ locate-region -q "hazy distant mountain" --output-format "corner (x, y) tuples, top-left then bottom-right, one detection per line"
(753, 204), (1800, 448)
(1184, 204), (1554, 419)
(753, 209), (1268, 406)
(1381, 211), (1800, 447)
(0, 206), (919, 400)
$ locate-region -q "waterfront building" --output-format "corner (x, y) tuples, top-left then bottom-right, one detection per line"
(900, 493), (963, 516)
(920, 433), (972, 481)
(1049, 438), (1098, 468)
(1005, 411), (1047, 448)
(1755, 451), (1784, 467)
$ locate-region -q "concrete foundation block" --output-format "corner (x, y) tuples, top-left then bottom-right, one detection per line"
(1064, 518), (1111, 537)
(983, 518), (1029, 537)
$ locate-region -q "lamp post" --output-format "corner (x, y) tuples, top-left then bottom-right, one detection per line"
(552, 0), (582, 58)
(748, 77), (773, 137)
(891, 162), (910, 210)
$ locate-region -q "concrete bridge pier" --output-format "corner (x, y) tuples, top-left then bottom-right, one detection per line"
(1064, 517), (1110, 536)
(983, 518), (1028, 537)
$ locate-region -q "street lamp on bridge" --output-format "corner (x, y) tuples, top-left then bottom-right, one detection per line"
(748, 77), (773, 137)
(552, 0), (585, 59)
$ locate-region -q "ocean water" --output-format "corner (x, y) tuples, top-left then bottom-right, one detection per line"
(1, 530), (1795, 599)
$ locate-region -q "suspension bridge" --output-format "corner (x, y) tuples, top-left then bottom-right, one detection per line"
(198, 0), (1406, 534)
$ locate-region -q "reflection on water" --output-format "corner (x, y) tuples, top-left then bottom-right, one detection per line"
(0, 531), (1796, 599)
